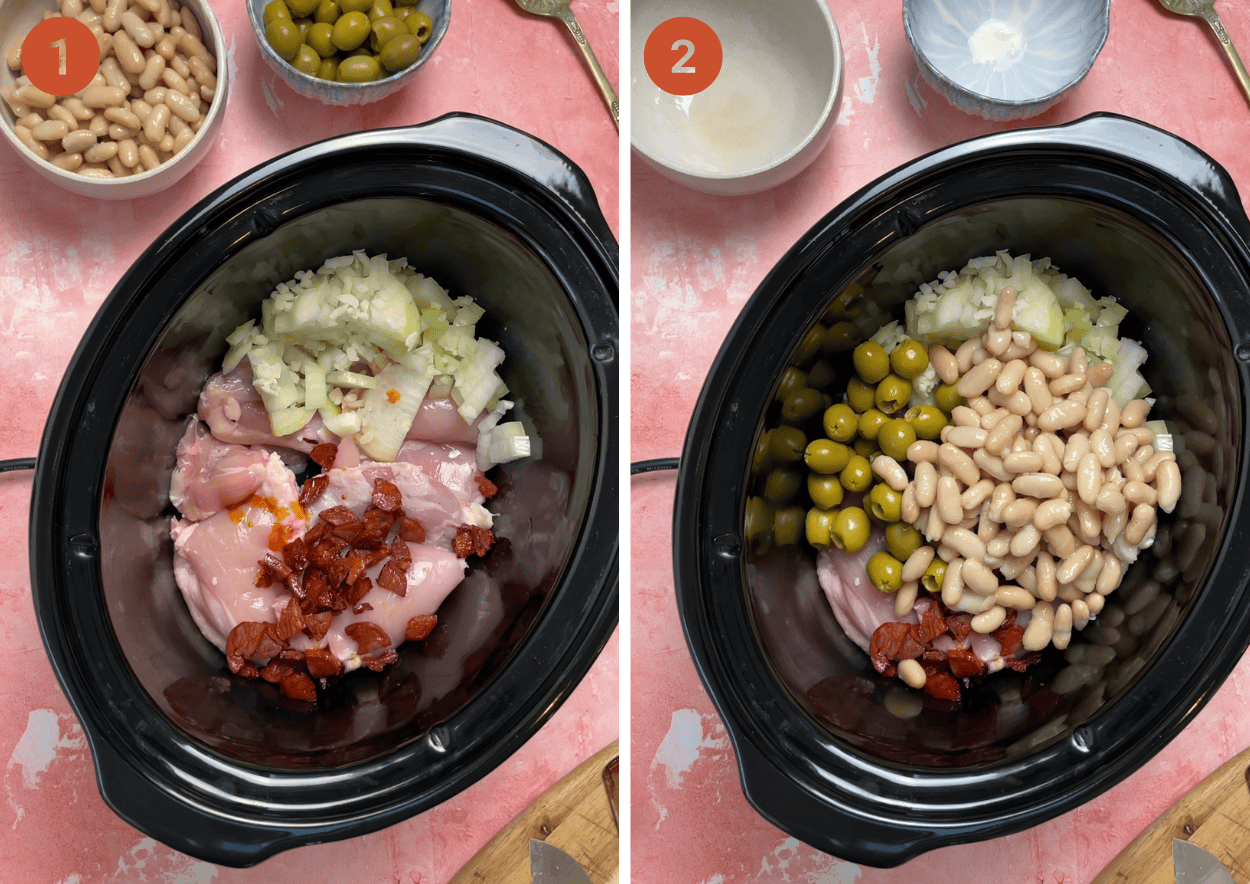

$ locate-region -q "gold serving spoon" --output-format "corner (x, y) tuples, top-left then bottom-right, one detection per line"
(513, 0), (619, 127)
(1156, 0), (1250, 107)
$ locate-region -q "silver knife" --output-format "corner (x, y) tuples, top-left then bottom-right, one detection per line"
(1173, 839), (1236, 884)
(530, 839), (595, 884)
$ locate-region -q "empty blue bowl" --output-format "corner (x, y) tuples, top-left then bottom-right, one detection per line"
(903, 0), (1110, 121)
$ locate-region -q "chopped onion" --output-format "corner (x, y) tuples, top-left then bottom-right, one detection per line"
(221, 251), (534, 465)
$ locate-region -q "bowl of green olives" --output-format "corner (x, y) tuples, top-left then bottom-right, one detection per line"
(247, 0), (448, 105)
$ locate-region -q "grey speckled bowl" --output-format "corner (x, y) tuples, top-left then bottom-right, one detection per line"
(903, 0), (1109, 121)
(246, 0), (448, 107)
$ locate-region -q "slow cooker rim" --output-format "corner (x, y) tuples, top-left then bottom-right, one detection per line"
(30, 116), (619, 865)
(674, 113), (1250, 865)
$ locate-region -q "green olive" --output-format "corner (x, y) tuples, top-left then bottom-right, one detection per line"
(305, 21), (336, 56)
(805, 358), (836, 391)
(846, 376), (875, 413)
(292, 41), (321, 74)
(905, 404), (946, 441)
(856, 408), (887, 442)
(752, 429), (772, 474)
(853, 438), (878, 459)
(794, 324), (826, 365)
(840, 454), (873, 493)
(370, 15), (407, 51)
(885, 522), (923, 561)
(921, 557), (947, 594)
(393, 4), (413, 18)
(265, 18), (303, 60)
(774, 506), (804, 547)
(867, 483), (902, 523)
(831, 506), (870, 554)
(934, 382), (965, 415)
(825, 284), (864, 320)
(867, 552), (904, 593)
(877, 417), (917, 461)
(317, 56), (339, 79)
(775, 367), (806, 403)
(822, 320), (858, 354)
(293, 16), (313, 38)
(768, 426), (807, 464)
(368, 0), (393, 19)
(804, 439), (851, 475)
(337, 52), (382, 80)
(338, 0), (372, 11)
(287, 0), (320, 16)
(331, 10), (371, 49)
(763, 468), (802, 504)
(781, 386), (823, 424)
(264, 0), (293, 22)
(805, 507), (837, 549)
(313, 0), (340, 22)
(890, 338), (930, 379)
(393, 0), (418, 6)
(405, 10), (434, 41)
(853, 340), (890, 384)
(822, 403), (857, 443)
(744, 496), (773, 553)
(875, 374), (913, 414)
(807, 474), (844, 510)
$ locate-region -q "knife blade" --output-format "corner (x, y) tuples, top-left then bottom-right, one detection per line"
(1173, 839), (1235, 884)
(530, 839), (594, 884)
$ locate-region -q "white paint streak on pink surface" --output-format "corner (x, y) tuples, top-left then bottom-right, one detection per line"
(113, 837), (219, 883)
(652, 708), (726, 790)
(7, 709), (82, 790)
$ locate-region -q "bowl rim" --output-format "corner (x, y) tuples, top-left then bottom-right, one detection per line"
(244, 0), (450, 97)
(0, 0), (228, 190)
(628, 0), (843, 185)
(673, 112), (1250, 867)
(902, 0), (1111, 112)
(29, 113), (619, 867)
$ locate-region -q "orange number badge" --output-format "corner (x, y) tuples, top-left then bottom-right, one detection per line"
(22, 17), (100, 96)
(643, 17), (723, 97)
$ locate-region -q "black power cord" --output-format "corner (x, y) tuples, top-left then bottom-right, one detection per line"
(0, 458), (36, 473)
(630, 457), (679, 475)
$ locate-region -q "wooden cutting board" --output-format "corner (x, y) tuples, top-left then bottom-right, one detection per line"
(450, 740), (619, 884)
(1093, 745), (1250, 883)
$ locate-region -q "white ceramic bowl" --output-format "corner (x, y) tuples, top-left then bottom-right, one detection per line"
(246, 0), (449, 107)
(631, 0), (843, 196)
(903, 0), (1109, 121)
(0, 0), (228, 199)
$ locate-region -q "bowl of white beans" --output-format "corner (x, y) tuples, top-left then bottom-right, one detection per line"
(0, 0), (226, 199)
(674, 114), (1250, 866)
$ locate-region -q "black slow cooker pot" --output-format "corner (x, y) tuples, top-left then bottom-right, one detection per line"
(675, 114), (1250, 866)
(30, 114), (617, 865)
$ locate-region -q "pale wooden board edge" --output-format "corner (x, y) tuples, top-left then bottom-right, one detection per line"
(449, 740), (620, 884)
(1092, 745), (1250, 884)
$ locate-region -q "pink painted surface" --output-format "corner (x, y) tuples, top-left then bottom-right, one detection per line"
(631, 2), (1250, 883)
(0, 0), (618, 881)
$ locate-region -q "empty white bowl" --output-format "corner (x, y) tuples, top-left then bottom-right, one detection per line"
(630, 0), (843, 196)
(903, 0), (1109, 121)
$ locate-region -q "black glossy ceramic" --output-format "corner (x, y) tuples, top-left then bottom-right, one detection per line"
(674, 114), (1250, 866)
(30, 114), (618, 866)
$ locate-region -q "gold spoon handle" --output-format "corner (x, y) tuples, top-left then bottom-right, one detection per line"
(555, 7), (619, 128)
(1200, 7), (1250, 108)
